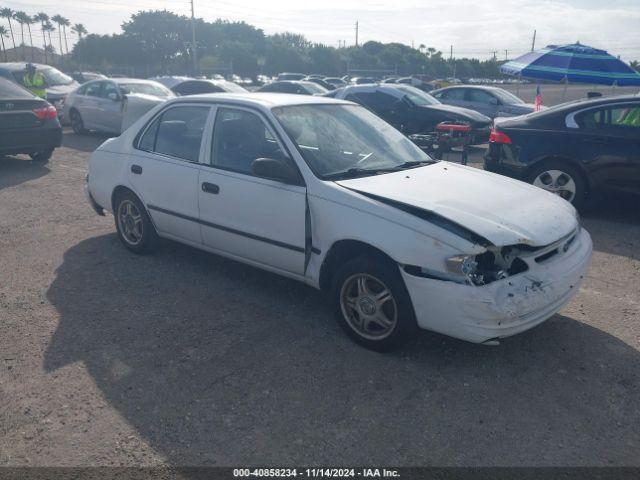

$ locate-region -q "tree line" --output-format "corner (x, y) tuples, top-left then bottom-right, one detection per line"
(71, 10), (505, 79)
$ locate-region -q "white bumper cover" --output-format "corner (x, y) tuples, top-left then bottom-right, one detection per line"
(402, 228), (593, 343)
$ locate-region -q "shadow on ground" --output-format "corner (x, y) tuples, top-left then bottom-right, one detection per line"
(0, 155), (50, 191)
(44, 234), (640, 466)
(62, 130), (114, 153)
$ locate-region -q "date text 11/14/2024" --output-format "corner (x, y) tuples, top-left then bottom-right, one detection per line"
(233, 468), (400, 477)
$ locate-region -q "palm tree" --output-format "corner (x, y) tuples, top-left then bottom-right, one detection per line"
(13, 11), (30, 60)
(0, 8), (16, 57)
(44, 21), (55, 57)
(24, 14), (35, 61)
(59, 16), (70, 55)
(51, 15), (66, 62)
(71, 23), (87, 40)
(34, 13), (49, 63)
(0, 26), (7, 61)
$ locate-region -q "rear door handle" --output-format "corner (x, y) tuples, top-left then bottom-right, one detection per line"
(202, 182), (220, 194)
(131, 164), (142, 174)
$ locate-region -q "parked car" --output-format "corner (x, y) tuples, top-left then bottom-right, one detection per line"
(328, 84), (492, 143)
(86, 93), (591, 351)
(277, 72), (306, 81)
(68, 71), (107, 84)
(324, 77), (348, 88)
(431, 85), (538, 119)
(63, 78), (175, 135)
(0, 62), (79, 119)
(350, 76), (379, 85)
(150, 76), (247, 96)
(257, 80), (328, 95)
(304, 77), (336, 90)
(0, 77), (62, 162)
(485, 95), (640, 207)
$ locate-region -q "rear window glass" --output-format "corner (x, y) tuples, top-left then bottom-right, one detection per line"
(0, 78), (33, 98)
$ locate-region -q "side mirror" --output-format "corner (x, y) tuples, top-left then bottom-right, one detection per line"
(251, 157), (301, 185)
(489, 97), (499, 105)
(107, 92), (120, 101)
(119, 86), (130, 95)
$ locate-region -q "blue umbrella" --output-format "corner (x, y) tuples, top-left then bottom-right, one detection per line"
(501, 43), (640, 86)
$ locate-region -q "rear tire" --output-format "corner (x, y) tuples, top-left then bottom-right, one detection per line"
(29, 148), (54, 163)
(70, 109), (86, 134)
(330, 256), (418, 352)
(527, 160), (587, 209)
(113, 190), (158, 254)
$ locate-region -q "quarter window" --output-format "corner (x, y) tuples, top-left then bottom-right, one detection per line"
(211, 108), (288, 175)
(137, 105), (210, 162)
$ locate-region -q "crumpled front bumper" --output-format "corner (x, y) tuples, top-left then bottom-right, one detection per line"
(402, 228), (593, 343)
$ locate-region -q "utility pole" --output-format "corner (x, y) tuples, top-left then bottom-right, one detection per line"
(450, 45), (453, 61)
(354, 21), (358, 47)
(190, 0), (198, 75)
(491, 50), (497, 61)
(504, 49), (508, 61)
(531, 29), (537, 51)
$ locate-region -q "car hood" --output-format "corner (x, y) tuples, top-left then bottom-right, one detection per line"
(336, 162), (577, 247)
(421, 104), (491, 123)
(46, 83), (80, 98)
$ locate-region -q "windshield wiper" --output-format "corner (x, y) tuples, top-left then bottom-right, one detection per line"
(326, 160), (437, 180)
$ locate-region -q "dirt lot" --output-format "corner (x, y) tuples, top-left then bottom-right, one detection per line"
(1, 131), (639, 467)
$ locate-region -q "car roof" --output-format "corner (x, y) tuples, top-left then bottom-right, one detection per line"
(163, 92), (351, 108)
(335, 83), (408, 98)
(0, 62), (51, 71)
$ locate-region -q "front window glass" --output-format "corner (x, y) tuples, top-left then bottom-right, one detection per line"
(610, 106), (640, 129)
(273, 104), (434, 179)
(394, 85), (439, 106)
(212, 108), (288, 175)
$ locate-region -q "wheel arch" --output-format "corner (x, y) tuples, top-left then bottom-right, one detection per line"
(318, 239), (397, 293)
(111, 184), (159, 234)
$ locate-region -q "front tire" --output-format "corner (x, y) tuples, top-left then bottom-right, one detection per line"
(330, 256), (418, 351)
(527, 160), (587, 208)
(70, 109), (86, 134)
(29, 148), (54, 163)
(114, 190), (158, 254)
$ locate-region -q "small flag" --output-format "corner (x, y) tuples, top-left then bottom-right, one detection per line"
(534, 85), (543, 111)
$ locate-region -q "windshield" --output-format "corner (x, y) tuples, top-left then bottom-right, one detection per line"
(301, 82), (327, 94)
(121, 82), (173, 97)
(492, 89), (525, 105)
(41, 68), (74, 86)
(395, 85), (440, 106)
(218, 81), (247, 93)
(273, 104), (435, 179)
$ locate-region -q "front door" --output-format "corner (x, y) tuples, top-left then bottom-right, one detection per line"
(128, 104), (211, 243)
(198, 106), (307, 275)
(96, 81), (125, 134)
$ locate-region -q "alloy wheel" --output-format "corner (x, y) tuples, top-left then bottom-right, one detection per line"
(117, 200), (144, 246)
(340, 273), (398, 340)
(532, 169), (577, 202)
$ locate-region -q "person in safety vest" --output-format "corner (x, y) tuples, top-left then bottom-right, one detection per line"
(23, 63), (47, 99)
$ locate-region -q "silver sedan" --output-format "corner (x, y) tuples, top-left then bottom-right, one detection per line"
(430, 85), (539, 119)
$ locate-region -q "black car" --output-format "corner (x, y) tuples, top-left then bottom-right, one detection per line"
(150, 77), (247, 96)
(330, 84), (492, 144)
(0, 77), (62, 162)
(485, 95), (640, 207)
(257, 80), (328, 95)
(304, 77), (336, 90)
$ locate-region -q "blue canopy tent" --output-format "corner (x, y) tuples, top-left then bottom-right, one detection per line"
(501, 43), (640, 87)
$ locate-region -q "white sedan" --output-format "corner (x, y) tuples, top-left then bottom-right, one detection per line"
(85, 93), (592, 351)
(63, 78), (175, 135)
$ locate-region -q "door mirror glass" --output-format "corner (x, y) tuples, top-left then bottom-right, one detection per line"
(251, 157), (301, 184)
(489, 97), (499, 105)
(107, 92), (120, 101)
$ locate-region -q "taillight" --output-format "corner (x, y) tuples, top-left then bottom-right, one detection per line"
(32, 105), (58, 121)
(489, 128), (512, 144)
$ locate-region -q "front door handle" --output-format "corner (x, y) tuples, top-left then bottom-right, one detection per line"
(202, 182), (220, 194)
(131, 164), (142, 174)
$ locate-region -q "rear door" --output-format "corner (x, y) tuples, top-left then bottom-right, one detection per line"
(128, 104), (212, 243)
(572, 103), (640, 194)
(198, 105), (307, 275)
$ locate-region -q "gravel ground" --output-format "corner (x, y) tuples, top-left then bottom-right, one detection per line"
(1, 131), (639, 467)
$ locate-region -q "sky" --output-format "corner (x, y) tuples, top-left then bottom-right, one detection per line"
(3, 0), (640, 61)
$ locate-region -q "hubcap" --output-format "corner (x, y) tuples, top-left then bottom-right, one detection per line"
(117, 200), (143, 245)
(533, 169), (577, 202)
(340, 273), (397, 340)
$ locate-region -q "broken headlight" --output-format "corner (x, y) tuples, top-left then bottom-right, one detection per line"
(445, 248), (527, 286)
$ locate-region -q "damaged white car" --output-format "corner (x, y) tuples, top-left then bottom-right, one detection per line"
(85, 94), (592, 351)
(63, 78), (174, 135)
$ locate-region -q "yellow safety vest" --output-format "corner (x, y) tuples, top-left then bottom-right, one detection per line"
(23, 72), (47, 99)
